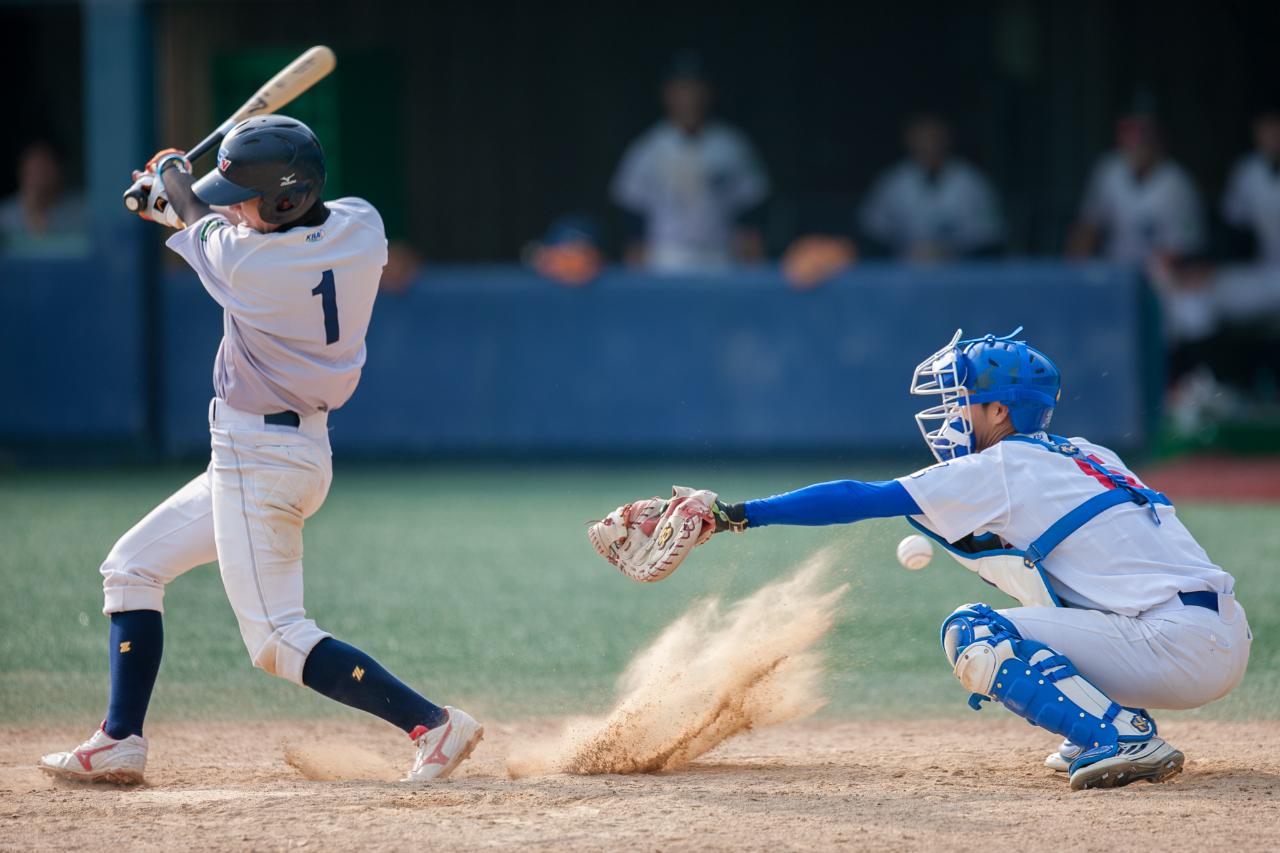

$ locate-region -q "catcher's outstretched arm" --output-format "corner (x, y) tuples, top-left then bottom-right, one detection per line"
(718, 479), (921, 530)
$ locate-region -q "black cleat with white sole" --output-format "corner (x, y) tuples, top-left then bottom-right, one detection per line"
(1069, 738), (1185, 790)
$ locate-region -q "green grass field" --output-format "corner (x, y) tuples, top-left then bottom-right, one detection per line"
(2, 463), (1277, 726)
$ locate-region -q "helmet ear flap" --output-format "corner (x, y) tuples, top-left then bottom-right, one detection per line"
(260, 181), (315, 225)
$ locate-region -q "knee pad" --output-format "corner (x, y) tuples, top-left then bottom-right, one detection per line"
(940, 602), (1021, 669)
(939, 603), (1156, 770)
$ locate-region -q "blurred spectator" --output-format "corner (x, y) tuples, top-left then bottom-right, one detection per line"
(0, 141), (87, 255)
(1067, 114), (1205, 265)
(858, 114), (1004, 262)
(523, 214), (605, 287)
(1150, 257), (1280, 433)
(1221, 108), (1280, 266)
(610, 52), (769, 274)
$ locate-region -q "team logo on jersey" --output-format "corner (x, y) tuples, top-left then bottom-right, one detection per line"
(199, 219), (227, 243)
(280, 173), (297, 187)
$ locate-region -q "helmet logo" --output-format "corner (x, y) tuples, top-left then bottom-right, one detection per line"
(280, 173), (297, 187)
(219, 156), (232, 172)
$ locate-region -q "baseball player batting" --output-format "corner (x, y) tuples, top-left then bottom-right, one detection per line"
(590, 329), (1252, 790)
(38, 116), (483, 785)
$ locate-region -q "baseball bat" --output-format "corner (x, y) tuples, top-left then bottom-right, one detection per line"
(123, 45), (337, 213)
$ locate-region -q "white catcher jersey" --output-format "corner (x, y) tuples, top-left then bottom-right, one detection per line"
(897, 435), (1235, 616)
(167, 198), (388, 416)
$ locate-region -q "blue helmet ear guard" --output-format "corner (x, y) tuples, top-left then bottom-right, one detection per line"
(910, 328), (1062, 462)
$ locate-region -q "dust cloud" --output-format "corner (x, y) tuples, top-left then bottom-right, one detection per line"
(507, 550), (849, 777)
(283, 739), (401, 782)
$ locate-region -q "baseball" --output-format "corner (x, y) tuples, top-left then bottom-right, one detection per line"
(896, 534), (933, 570)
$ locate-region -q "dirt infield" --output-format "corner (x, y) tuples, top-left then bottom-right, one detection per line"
(4, 718), (1278, 852)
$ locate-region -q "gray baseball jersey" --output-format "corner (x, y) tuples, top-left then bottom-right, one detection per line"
(1222, 153), (1280, 266)
(167, 197), (388, 416)
(1078, 153), (1205, 264)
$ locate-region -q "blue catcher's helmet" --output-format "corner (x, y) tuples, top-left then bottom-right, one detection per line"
(192, 115), (325, 226)
(909, 328), (1061, 462)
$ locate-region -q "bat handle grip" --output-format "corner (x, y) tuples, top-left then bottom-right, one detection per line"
(122, 185), (147, 213)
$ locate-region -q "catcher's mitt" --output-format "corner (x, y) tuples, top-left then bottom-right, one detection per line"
(588, 486), (718, 582)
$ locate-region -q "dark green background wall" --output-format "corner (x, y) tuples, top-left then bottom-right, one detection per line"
(4, 0), (1279, 260)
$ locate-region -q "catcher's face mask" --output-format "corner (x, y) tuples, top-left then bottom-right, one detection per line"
(909, 329), (976, 463)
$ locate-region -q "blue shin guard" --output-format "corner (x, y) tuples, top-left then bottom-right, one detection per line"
(940, 604), (1155, 771)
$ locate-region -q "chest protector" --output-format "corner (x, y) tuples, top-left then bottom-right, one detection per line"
(907, 434), (1172, 608)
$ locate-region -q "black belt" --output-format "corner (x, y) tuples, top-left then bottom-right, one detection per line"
(1178, 591), (1219, 612)
(264, 411), (301, 427)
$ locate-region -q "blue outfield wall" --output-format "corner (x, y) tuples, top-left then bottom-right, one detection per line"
(147, 262), (1148, 457)
(0, 256), (147, 443)
(0, 2), (153, 451)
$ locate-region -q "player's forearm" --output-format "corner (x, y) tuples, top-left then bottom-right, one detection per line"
(161, 167), (214, 226)
(722, 480), (921, 530)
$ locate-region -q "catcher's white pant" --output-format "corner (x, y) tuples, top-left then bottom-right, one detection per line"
(101, 399), (333, 685)
(1000, 594), (1251, 711)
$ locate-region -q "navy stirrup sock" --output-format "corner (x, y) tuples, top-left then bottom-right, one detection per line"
(104, 610), (164, 740)
(302, 638), (448, 735)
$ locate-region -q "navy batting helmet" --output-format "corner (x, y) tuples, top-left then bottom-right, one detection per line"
(192, 115), (325, 225)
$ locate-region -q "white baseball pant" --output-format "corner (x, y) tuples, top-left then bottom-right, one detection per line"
(1000, 594), (1251, 710)
(100, 399), (333, 685)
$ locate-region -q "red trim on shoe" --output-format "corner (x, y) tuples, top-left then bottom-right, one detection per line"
(422, 723), (453, 766)
(408, 709), (451, 742)
(74, 743), (117, 771)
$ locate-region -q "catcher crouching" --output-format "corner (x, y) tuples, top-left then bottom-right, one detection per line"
(589, 328), (1251, 791)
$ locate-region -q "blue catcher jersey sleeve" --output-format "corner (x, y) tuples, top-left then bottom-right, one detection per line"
(742, 480), (920, 528)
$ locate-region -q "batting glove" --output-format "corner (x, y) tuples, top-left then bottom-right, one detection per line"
(144, 148), (191, 177)
(125, 171), (185, 229)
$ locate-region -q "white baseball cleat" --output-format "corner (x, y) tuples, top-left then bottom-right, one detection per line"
(38, 726), (148, 785)
(404, 706), (484, 782)
(1069, 738), (1185, 790)
(1045, 739), (1082, 773)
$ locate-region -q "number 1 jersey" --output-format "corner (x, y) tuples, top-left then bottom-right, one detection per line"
(167, 198), (387, 416)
